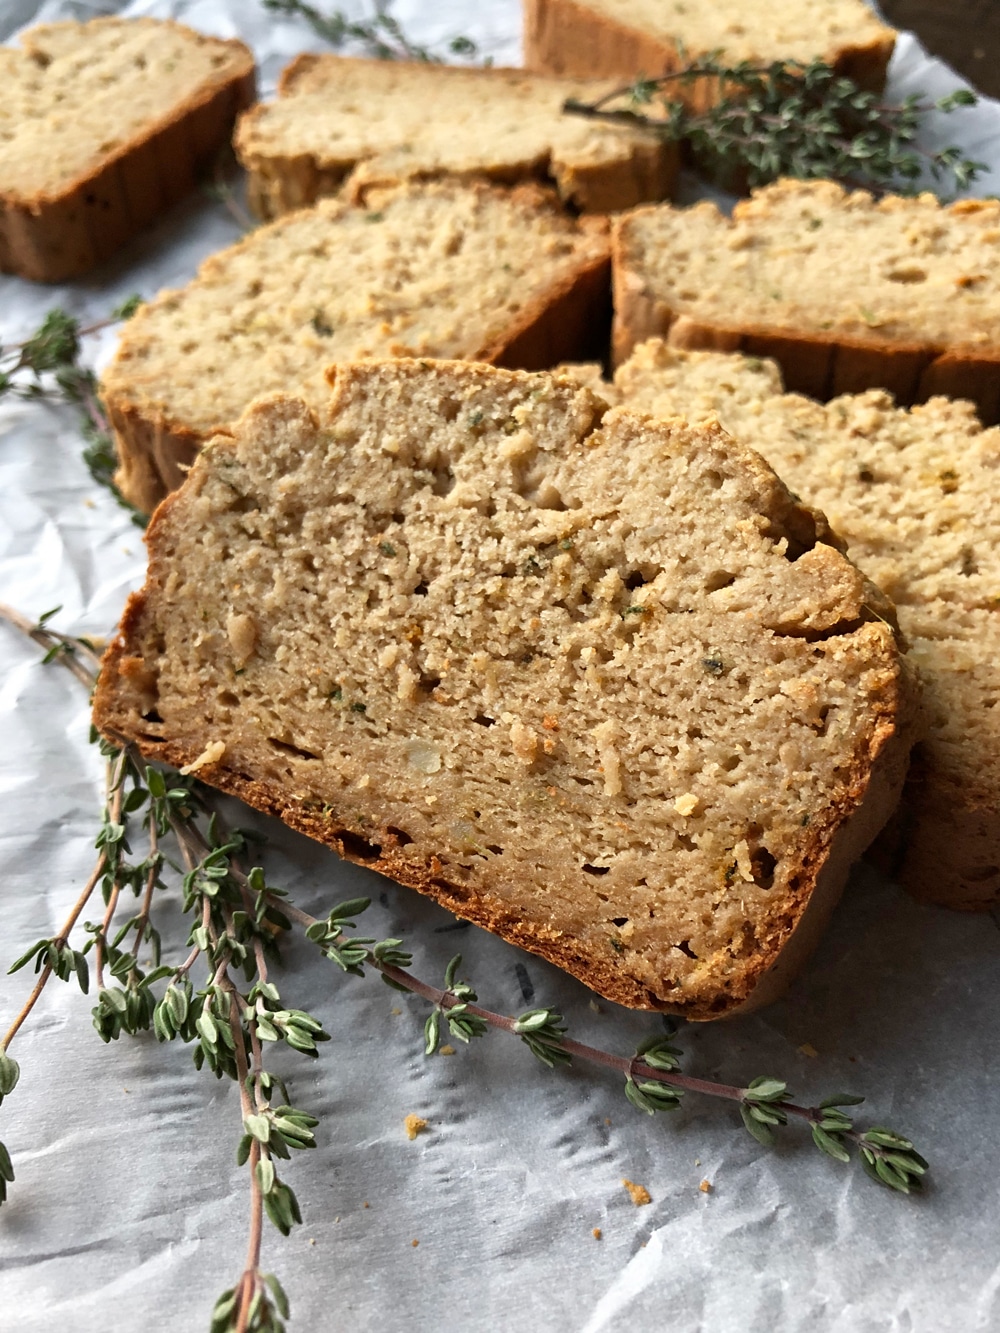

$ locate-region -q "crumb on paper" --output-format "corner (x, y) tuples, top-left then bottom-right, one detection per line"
(404, 1114), (428, 1141)
(180, 740), (226, 775)
(588, 998), (602, 1013)
(798, 1042), (819, 1058)
(694, 1158), (701, 1166)
(309, 1238), (316, 1246)
(390, 1007), (402, 1016)
(363, 1201), (370, 1209)
(411, 1239), (419, 1248)
(604, 1117), (612, 1127)
(439, 1044), (456, 1056)
(592, 1227), (602, 1240)
(700, 1179), (712, 1194)
(622, 1178), (651, 1206)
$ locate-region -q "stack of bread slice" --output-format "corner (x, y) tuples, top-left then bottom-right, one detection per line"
(93, 360), (914, 1018)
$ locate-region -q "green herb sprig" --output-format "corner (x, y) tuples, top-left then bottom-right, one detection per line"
(0, 301), (145, 526)
(564, 58), (984, 196)
(0, 604), (929, 1332)
(261, 0), (478, 63)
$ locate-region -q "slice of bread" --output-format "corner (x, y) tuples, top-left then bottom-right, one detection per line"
(234, 55), (678, 221)
(93, 359), (913, 1019)
(0, 17), (255, 283)
(100, 182), (611, 514)
(596, 339), (1000, 908)
(613, 180), (1000, 424)
(525, 0), (894, 98)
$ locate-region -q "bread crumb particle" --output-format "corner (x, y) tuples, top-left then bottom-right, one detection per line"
(798, 1042), (819, 1058)
(390, 1007), (402, 1016)
(404, 1114), (428, 1141)
(363, 1201), (370, 1209)
(700, 1179), (712, 1194)
(674, 792), (699, 816)
(439, 1044), (456, 1056)
(622, 1178), (651, 1206)
(592, 1227), (602, 1240)
(412, 1238), (419, 1248)
(180, 740), (226, 775)
(309, 1238), (316, 1245)
(588, 999), (602, 1013)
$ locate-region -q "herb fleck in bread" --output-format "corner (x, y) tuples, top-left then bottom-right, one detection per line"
(525, 0), (894, 99)
(234, 55), (677, 221)
(613, 180), (1000, 424)
(101, 182), (611, 515)
(598, 339), (1000, 908)
(0, 17), (255, 283)
(93, 359), (913, 1018)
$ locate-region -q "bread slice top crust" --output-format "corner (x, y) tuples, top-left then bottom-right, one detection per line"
(0, 17), (254, 202)
(101, 181), (609, 442)
(94, 359), (910, 1018)
(234, 54), (676, 217)
(614, 181), (1000, 357)
(593, 339), (1000, 904)
(532, 0), (894, 68)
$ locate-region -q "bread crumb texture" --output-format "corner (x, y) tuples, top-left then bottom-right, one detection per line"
(102, 181), (610, 512)
(622, 1178), (651, 1206)
(0, 18), (254, 281)
(699, 1178), (712, 1194)
(404, 1114), (428, 1141)
(235, 55), (676, 220)
(613, 182), (1000, 423)
(595, 338), (1000, 909)
(592, 1227), (602, 1240)
(94, 360), (911, 1018)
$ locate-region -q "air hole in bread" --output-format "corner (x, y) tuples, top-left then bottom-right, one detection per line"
(751, 848), (777, 889)
(582, 863), (610, 876)
(339, 830), (382, 861)
(268, 737), (320, 761)
(704, 570), (737, 592)
(387, 825), (414, 846)
(675, 940), (698, 959)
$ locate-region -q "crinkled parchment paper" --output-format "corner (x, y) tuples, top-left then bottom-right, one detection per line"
(1, 3), (999, 1329)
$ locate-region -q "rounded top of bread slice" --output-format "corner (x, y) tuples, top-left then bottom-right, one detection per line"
(0, 17), (253, 200)
(95, 359), (911, 1018)
(615, 180), (1000, 353)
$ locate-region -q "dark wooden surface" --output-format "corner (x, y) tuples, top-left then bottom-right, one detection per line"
(880, 0), (1000, 96)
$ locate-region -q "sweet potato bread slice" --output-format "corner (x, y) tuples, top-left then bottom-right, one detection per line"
(234, 54), (677, 221)
(613, 180), (1000, 424)
(593, 339), (1000, 909)
(525, 0), (894, 101)
(101, 181), (611, 514)
(93, 360), (913, 1018)
(0, 17), (254, 282)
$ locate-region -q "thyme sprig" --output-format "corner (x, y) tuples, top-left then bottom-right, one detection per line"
(564, 58), (983, 196)
(261, 0), (478, 62)
(0, 604), (929, 1328)
(0, 301), (145, 525)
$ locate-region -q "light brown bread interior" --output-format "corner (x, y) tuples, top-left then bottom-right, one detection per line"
(524, 0), (894, 99)
(234, 54), (677, 220)
(94, 360), (913, 1019)
(0, 17), (255, 282)
(595, 340), (1000, 908)
(101, 182), (611, 513)
(612, 181), (1000, 424)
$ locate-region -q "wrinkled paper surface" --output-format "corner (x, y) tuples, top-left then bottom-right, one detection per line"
(1, 3), (999, 1329)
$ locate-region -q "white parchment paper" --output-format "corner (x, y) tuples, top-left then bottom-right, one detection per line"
(1, 4), (999, 1330)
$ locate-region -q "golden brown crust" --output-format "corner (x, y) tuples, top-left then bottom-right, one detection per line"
(524, 0), (894, 101)
(0, 21), (255, 283)
(106, 186), (612, 513)
(611, 214), (1000, 423)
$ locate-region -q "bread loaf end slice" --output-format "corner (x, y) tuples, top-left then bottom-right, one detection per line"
(234, 55), (677, 221)
(0, 18), (255, 282)
(94, 359), (914, 1017)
